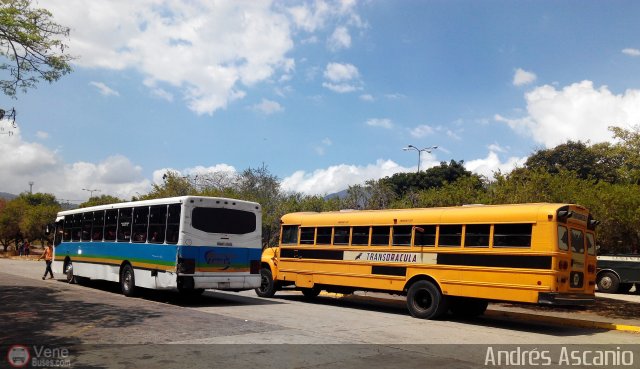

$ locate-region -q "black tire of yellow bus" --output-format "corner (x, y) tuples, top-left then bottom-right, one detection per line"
(120, 264), (137, 297)
(255, 268), (276, 298)
(406, 280), (449, 319)
(301, 286), (321, 299)
(449, 297), (489, 318)
(596, 271), (620, 293)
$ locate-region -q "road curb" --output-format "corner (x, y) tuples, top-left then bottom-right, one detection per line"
(485, 309), (640, 333)
(320, 291), (640, 333)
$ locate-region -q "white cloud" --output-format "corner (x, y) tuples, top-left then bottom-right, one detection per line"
(150, 88), (174, 102)
(89, 81), (120, 96)
(497, 80), (640, 148)
(287, 0), (359, 32)
(281, 159), (413, 195)
(366, 118), (393, 129)
(0, 120), (150, 202)
(359, 94), (374, 102)
(45, 1), (300, 115)
(324, 62), (360, 81)
(322, 62), (362, 93)
(465, 151), (526, 179)
(36, 131), (49, 139)
(251, 99), (284, 115)
(513, 68), (537, 86)
(622, 48), (640, 57)
(409, 124), (434, 138)
(328, 26), (351, 51)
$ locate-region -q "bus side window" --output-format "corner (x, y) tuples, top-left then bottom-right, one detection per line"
(300, 227), (315, 245)
(132, 206), (149, 243)
(104, 209), (118, 241)
(55, 220), (64, 246)
(148, 205), (167, 244)
(117, 208), (132, 242)
(333, 227), (349, 245)
(166, 204), (181, 245)
(493, 224), (532, 248)
(92, 210), (105, 241)
(71, 214), (82, 242)
(371, 226), (390, 246)
(316, 227), (332, 245)
(414, 225), (436, 246)
(81, 212), (93, 241)
(62, 217), (72, 242)
(392, 225), (412, 246)
(351, 226), (369, 245)
(464, 224), (490, 248)
(280, 225), (298, 245)
(438, 225), (462, 247)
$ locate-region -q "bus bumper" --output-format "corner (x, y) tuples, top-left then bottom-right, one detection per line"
(192, 275), (261, 290)
(538, 292), (595, 306)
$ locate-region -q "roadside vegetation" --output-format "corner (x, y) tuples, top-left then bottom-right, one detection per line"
(1, 126), (639, 254)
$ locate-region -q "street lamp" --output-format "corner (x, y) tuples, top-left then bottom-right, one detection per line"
(403, 145), (438, 172)
(82, 188), (101, 198)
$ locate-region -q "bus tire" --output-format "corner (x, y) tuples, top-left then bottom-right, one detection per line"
(406, 280), (448, 319)
(64, 260), (76, 284)
(121, 264), (137, 297)
(619, 283), (633, 294)
(596, 271), (620, 293)
(301, 286), (321, 299)
(449, 297), (488, 318)
(255, 268), (276, 298)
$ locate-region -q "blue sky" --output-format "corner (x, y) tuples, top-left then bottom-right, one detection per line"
(2, 0), (640, 202)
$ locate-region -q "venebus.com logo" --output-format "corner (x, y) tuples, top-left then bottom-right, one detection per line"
(6, 344), (71, 368)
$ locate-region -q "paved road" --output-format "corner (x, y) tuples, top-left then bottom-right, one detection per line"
(1, 259), (639, 368)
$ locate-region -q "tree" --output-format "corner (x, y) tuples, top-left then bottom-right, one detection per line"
(0, 0), (73, 97)
(381, 160), (476, 197)
(524, 141), (619, 182)
(79, 195), (124, 208)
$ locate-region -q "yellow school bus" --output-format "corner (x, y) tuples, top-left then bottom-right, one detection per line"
(256, 203), (598, 319)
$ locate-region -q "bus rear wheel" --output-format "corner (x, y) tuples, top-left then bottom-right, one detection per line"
(255, 268), (276, 298)
(596, 271), (620, 293)
(301, 286), (321, 299)
(406, 280), (448, 319)
(120, 264), (137, 297)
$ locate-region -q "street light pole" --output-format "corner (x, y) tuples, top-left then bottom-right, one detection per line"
(402, 145), (438, 172)
(82, 188), (101, 198)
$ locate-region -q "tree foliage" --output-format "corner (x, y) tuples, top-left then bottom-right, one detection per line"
(0, 192), (61, 251)
(0, 0), (73, 97)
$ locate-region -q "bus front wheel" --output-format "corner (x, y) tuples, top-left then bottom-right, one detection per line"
(255, 268), (276, 298)
(121, 264), (137, 297)
(406, 280), (448, 319)
(596, 271), (620, 293)
(64, 260), (76, 284)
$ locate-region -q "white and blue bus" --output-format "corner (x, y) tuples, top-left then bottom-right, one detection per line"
(52, 196), (262, 296)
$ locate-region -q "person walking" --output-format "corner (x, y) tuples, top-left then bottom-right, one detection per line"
(39, 241), (54, 280)
(23, 239), (30, 256)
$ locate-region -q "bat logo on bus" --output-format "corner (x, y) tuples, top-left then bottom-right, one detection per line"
(204, 251), (232, 270)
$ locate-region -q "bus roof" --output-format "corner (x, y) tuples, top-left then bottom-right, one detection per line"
(280, 203), (589, 226)
(57, 195), (260, 216)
